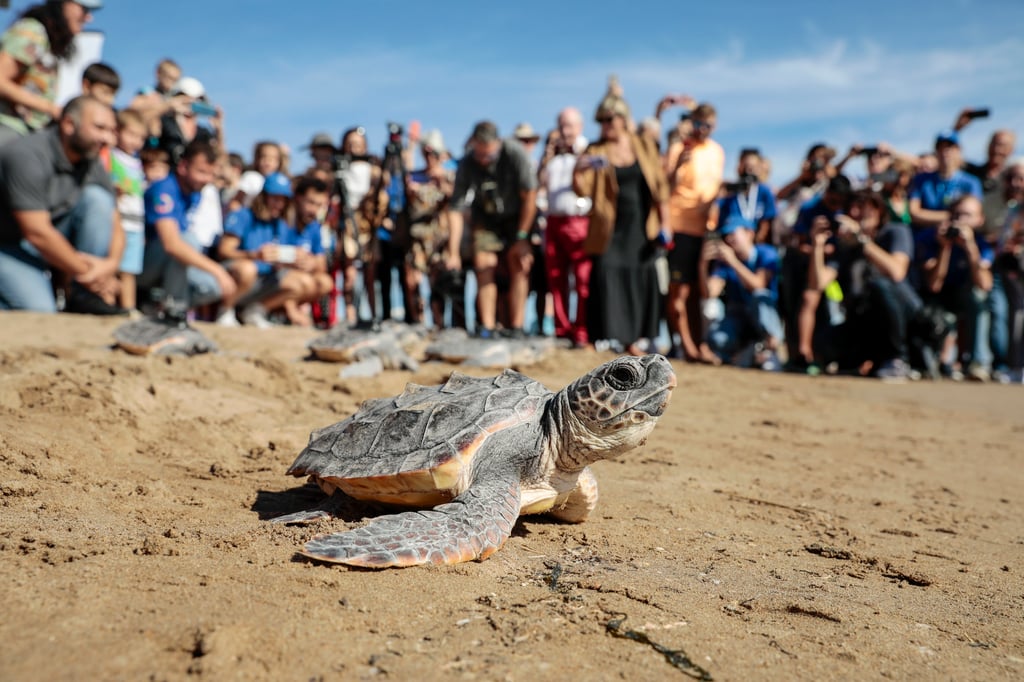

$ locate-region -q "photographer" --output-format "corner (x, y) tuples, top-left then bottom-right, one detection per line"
(704, 216), (783, 369)
(717, 148), (777, 244)
(909, 131), (982, 230)
(921, 195), (994, 380)
(445, 120), (537, 338)
(331, 126), (380, 324)
(809, 191), (918, 379)
(539, 107), (591, 346)
(780, 174), (851, 372)
(774, 143), (836, 237)
(404, 129), (458, 329)
(994, 168), (1024, 382)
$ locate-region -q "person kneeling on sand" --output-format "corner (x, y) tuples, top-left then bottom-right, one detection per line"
(217, 173), (326, 327)
(138, 139), (238, 318)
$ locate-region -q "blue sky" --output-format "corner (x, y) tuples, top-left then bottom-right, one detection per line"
(7, 1), (1022, 182)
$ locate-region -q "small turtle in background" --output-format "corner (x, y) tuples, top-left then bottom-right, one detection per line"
(274, 354), (676, 568)
(307, 321), (424, 377)
(113, 314), (217, 356)
(424, 328), (557, 369)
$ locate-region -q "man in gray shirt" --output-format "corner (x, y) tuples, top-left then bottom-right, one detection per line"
(445, 120), (537, 337)
(0, 95), (124, 313)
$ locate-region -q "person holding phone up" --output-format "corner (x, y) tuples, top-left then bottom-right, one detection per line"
(572, 81), (670, 355)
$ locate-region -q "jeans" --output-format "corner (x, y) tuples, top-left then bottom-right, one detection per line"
(137, 232), (222, 309)
(983, 271), (1009, 368)
(707, 289), (783, 360)
(0, 185), (115, 312)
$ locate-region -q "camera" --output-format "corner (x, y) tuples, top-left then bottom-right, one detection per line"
(946, 225), (961, 240)
(385, 121), (404, 157)
(724, 172), (759, 194)
(860, 146), (879, 156)
(810, 159), (826, 173)
(478, 180), (504, 216)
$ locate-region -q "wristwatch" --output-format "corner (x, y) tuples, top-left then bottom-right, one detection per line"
(856, 233), (870, 246)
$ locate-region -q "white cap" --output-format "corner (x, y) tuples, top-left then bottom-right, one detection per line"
(170, 76), (205, 99)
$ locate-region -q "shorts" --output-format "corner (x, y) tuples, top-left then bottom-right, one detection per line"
(119, 230), (145, 275)
(234, 269), (283, 308)
(472, 225), (508, 254)
(668, 233), (704, 285)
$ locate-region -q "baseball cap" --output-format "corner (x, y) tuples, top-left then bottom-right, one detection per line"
(719, 215), (754, 237)
(935, 130), (960, 147)
(302, 132), (336, 150)
(169, 77), (205, 99)
(73, 0), (104, 9)
(262, 172), (293, 198)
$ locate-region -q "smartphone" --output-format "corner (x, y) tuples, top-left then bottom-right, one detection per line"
(276, 245), (297, 264)
(190, 100), (218, 118)
(588, 155), (609, 170)
(966, 108), (991, 120)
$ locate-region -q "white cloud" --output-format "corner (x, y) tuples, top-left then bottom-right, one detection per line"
(206, 36), (1023, 181)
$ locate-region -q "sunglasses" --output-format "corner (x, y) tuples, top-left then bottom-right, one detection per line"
(596, 116), (615, 125)
(692, 120), (712, 130)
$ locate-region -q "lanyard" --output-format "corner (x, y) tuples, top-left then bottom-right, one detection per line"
(736, 184), (758, 222)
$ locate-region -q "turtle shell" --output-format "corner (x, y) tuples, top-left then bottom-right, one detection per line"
(113, 317), (217, 356)
(287, 369), (552, 506)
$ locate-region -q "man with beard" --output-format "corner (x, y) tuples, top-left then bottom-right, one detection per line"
(138, 139), (237, 317)
(0, 95), (125, 313)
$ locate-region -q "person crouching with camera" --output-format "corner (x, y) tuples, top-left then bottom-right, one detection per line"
(809, 190), (920, 380)
(920, 195), (994, 380)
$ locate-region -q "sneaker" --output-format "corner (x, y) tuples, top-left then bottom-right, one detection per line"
(64, 286), (130, 316)
(991, 368), (1012, 385)
(965, 362), (990, 383)
(476, 327), (496, 340)
(499, 327), (526, 340)
(240, 303), (273, 329)
(215, 308), (240, 327)
(876, 358), (911, 382)
(940, 363), (964, 382)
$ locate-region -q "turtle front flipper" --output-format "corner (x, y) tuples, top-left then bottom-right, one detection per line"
(301, 476), (521, 568)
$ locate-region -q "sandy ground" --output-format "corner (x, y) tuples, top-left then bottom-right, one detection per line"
(0, 311), (1022, 681)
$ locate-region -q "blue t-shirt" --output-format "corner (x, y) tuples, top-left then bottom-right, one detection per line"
(711, 244), (779, 304)
(792, 195), (839, 236)
(919, 229), (994, 292)
(280, 221), (325, 255)
(717, 184), (777, 228)
(223, 207), (288, 275)
(909, 171), (983, 212)
(144, 174), (199, 240)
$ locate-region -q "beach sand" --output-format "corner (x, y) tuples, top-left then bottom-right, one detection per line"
(0, 311), (1021, 681)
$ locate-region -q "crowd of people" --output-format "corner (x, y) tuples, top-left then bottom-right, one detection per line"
(2, 1), (1023, 385)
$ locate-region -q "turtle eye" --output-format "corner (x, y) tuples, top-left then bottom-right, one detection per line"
(608, 363), (641, 390)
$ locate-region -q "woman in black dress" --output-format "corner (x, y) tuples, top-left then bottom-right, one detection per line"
(573, 82), (671, 355)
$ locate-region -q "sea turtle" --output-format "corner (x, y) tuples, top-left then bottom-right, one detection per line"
(307, 321), (423, 375)
(113, 314), (217, 356)
(276, 354), (676, 568)
(424, 328), (557, 368)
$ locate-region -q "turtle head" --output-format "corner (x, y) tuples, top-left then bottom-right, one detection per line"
(559, 354), (677, 467)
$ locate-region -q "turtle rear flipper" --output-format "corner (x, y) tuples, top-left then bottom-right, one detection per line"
(301, 477), (521, 568)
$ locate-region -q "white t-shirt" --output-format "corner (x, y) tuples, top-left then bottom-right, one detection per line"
(187, 184), (224, 249)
